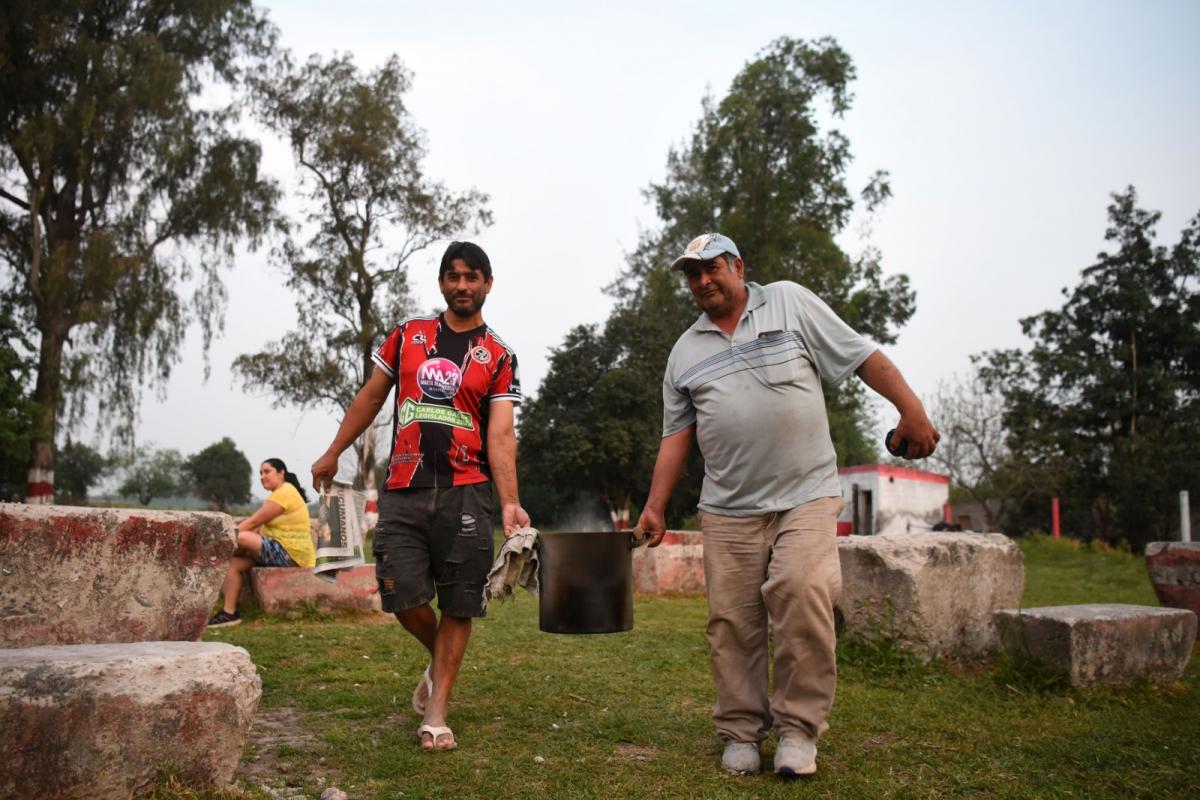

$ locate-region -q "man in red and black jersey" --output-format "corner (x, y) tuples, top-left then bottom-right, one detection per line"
(312, 242), (529, 752)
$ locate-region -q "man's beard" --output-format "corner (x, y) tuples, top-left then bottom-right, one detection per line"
(445, 290), (487, 318)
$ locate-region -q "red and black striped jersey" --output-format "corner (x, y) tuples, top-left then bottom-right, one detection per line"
(372, 314), (521, 490)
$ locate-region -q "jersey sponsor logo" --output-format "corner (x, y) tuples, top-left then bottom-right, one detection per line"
(417, 357), (462, 399)
(411, 332), (427, 345)
(471, 346), (491, 364)
(396, 397), (475, 431)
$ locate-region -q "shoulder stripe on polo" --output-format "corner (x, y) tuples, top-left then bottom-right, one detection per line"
(677, 332), (808, 385)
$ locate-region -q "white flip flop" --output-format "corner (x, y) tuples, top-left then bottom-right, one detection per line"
(417, 723), (457, 751)
(411, 664), (433, 715)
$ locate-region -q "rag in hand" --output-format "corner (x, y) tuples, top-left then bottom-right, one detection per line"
(481, 527), (539, 612)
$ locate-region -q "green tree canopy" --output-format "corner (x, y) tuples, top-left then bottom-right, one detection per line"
(185, 437), (251, 512)
(0, 295), (33, 500)
(520, 37), (914, 526)
(117, 444), (186, 506)
(518, 324), (662, 528)
(978, 187), (1200, 549)
(233, 52), (491, 494)
(0, 0), (280, 501)
(54, 438), (108, 504)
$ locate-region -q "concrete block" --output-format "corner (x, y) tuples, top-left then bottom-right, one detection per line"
(0, 504), (235, 647)
(0, 641), (261, 799)
(1145, 541), (1200, 617)
(837, 532), (1025, 659)
(250, 565), (382, 616)
(632, 530), (706, 594)
(995, 604), (1196, 687)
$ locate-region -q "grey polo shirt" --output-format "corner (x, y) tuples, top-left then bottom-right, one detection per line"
(663, 281), (876, 516)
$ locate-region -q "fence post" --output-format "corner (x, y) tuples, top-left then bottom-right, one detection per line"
(1051, 497), (1061, 540)
(1182, 491), (1192, 543)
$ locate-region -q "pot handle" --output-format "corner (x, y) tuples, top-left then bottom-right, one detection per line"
(628, 525), (652, 549)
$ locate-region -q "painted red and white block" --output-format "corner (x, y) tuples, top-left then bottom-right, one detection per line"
(0, 641), (260, 799)
(1145, 541), (1200, 618)
(0, 504), (235, 647)
(249, 565), (382, 616)
(631, 530), (706, 594)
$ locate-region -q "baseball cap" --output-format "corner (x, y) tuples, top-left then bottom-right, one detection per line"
(670, 233), (741, 271)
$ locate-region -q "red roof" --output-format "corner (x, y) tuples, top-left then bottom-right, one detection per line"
(838, 463), (950, 485)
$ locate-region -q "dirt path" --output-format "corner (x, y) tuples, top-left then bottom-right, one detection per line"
(237, 706), (331, 796)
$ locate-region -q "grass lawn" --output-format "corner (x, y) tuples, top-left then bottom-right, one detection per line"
(184, 535), (1199, 800)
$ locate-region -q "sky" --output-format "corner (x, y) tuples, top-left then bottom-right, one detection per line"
(103, 0), (1200, 498)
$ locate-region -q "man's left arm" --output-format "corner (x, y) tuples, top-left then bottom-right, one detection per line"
(855, 350), (941, 459)
(487, 399), (530, 535)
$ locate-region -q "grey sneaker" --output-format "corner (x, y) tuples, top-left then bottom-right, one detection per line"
(774, 734), (817, 778)
(721, 741), (761, 775)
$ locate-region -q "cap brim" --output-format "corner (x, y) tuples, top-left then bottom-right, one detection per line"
(671, 248), (728, 270)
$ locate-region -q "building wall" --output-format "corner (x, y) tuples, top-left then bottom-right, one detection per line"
(838, 464), (950, 535)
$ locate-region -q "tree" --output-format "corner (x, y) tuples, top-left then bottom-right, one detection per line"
(185, 437), (251, 512)
(0, 1), (281, 503)
(926, 367), (1019, 530)
(520, 37), (913, 525)
(0, 295), (34, 500)
(117, 445), (186, 506)
(978, 187), (1200, 549)
(233, 53), (490, 502)
(518, 325), (662, 529)
(54, 438), (108, 505)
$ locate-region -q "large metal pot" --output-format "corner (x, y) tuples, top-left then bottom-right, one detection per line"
(536, 530), (644, 634)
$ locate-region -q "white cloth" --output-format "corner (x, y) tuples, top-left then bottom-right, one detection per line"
(481, 527), (539, 612)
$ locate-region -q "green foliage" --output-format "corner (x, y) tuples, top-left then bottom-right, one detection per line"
(0, 0), (280, 491)
(518, 324), (661, 525)
(522, 37), (913, 524)
(0, 296), (33, 499)
(117, 444), (187, 506)
(232, 52), (490, 489)
(54, 438), (108, 504)
(185, 437), (251, 511)
(979, 188), (1200, 550)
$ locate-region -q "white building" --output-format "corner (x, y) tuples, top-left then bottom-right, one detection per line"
(836, 464), (950, 536)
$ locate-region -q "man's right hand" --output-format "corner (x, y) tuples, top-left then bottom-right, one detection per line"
(637, 507), (667, 548)
(311, 451), (339, 493)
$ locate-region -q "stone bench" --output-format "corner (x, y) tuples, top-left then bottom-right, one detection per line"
(1145, 541), (1200, 617)
(0, 503), (235, 646)
(249, 565), (383, 616)
(632, 530), (706, 594)
(994, 604), (1197, 687)
(837, 532), (1025, 660)
(0, 641), (260, 799)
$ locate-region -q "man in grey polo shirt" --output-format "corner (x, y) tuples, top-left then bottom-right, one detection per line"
(637, 232), (939, 779)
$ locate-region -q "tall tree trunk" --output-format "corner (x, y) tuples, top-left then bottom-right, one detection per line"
(26, 326), (65, 503)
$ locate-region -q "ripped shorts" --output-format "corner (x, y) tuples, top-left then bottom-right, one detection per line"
(374, 483), (494, 618)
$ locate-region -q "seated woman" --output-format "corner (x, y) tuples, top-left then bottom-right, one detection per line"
(207, 458), (315, 627)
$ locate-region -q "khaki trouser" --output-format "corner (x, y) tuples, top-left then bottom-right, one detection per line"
(700, 496), (844, 743)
